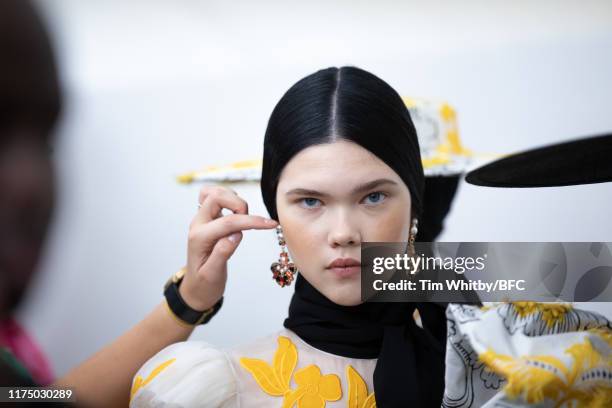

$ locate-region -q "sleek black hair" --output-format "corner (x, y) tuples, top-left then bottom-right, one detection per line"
(261, 66), (424, 221)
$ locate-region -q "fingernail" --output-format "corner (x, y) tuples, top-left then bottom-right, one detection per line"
(264, 218), (278, 224)
(228, 232), (241, 243)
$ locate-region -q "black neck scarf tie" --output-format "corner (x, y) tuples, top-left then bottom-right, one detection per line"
(283, 273), (447, 408)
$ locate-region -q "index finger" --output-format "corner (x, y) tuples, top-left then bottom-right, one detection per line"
(190, 214), (279, 252)
(195, 186), (249, 225)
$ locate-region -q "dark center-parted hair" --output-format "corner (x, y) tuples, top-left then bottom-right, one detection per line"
(261, 66), (424, 222)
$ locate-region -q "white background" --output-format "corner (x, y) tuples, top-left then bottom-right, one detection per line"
(17, 0), (612, 377)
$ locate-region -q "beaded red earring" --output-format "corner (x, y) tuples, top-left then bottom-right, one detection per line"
(270, 225), (297, 287)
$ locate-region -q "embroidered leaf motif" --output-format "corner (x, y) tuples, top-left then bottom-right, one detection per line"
(362, 394), (376, 408)
(347, 365), (367, 407)
(240, 335), (344, 407)
(346, 365), (376, 408)
(240, 336), (298, 397)
(130, 358), (176, 401)
(274, 336), (298, 389)
(239, 357), (286, 396)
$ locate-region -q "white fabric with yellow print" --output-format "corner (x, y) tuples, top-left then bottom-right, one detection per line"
(443, 302), (612, 407)
(129, 327), (378, 408)
(129, 302), (611, 407)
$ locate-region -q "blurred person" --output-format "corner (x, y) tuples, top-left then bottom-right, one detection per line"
(0, 1), (245, 406)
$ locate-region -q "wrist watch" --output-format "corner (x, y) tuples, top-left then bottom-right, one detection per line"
(163, 267), (224, 326)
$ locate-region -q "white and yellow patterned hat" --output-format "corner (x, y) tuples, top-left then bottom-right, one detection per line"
(176, 98), (500, 184)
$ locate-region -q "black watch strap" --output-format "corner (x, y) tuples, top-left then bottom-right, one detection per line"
(163, 270), (223, 325)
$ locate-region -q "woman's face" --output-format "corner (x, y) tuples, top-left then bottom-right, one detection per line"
(275, 139), (413, 306)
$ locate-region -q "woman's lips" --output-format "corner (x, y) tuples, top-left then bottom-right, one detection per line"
(329, 265), (361, 278)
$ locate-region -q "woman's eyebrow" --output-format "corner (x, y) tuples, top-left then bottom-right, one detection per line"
(285, 178), (398, 197)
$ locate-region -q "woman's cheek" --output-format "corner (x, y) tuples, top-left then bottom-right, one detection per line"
(279, 214), (313, 257)
(370, 211), (410, 241)
(293, 230), (324, 273)
(289, 224), (319, 258)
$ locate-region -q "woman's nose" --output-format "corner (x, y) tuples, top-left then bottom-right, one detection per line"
(327, 212), (360, 247)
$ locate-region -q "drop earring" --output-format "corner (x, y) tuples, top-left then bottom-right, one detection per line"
(270, 225), (298, 287)
(408, 218), (420, 274)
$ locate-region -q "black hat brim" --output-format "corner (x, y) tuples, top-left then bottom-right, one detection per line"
(464, 133), (612, 188)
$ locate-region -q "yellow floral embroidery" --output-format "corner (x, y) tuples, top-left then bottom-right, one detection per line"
(130, 358), (176, 401)
(511, 301), (574, 328)
(478, 330), (612, 407)
(346, 365), (376, 408)
(284, 365), (342, 408)
(240, 336), (297, 397)
(240, 336), (341, 407)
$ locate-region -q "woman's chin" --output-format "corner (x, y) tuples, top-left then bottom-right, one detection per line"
(333, 297), (364, 307)
(324, 286), (363, 306)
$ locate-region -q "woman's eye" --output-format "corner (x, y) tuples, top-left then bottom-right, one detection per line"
(300, 197), (321, 209)
(363, 192), (387, 205)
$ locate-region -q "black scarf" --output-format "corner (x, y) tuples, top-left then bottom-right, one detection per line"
(283, 273), (447, 407)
